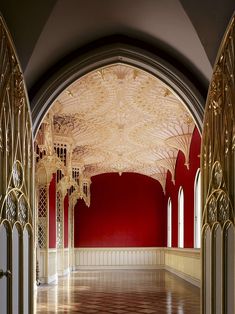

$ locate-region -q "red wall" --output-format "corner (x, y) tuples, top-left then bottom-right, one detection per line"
(49, 127), (200, 249)
(74, 172), (166, 247)
(165, 127), (201, 248)
(64, 193), (69, 248)
(49, 173), (56, 248)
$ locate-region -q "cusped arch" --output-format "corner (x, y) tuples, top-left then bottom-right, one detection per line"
(36, 155), (67, 187)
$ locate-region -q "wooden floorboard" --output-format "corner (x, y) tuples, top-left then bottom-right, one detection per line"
(35, 269), (200, 313)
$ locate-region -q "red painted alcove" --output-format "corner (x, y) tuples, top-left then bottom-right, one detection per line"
(74, 172), (166, 247)
(49, 173), (56, 248)
(165, 126), (201, 248)
(64, 193), (69, 248)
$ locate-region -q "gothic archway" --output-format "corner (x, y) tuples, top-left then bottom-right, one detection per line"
(30, 42), (205, 136)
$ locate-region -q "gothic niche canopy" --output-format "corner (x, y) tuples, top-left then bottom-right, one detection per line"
(35, 64), (195, 204)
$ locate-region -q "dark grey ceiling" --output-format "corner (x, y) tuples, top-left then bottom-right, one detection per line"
(0, 0), (234, 94)
(1, 0), (56, 71)
(180, 0), (235, 64)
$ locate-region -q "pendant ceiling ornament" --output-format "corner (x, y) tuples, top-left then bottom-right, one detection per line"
(42, 64), (195, 192)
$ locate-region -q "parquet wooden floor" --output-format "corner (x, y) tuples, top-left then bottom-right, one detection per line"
(35, 270), (200, 313)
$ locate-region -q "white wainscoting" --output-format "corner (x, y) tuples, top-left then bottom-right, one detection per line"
(39, 249), (58, 284)
(39, 247), (201, 286)
(48, 249), (58, 283)
(38, 249), (47, 284)
(39, 248), (71, 283)
(57, 248), (70, 276)
(74, 247), (165, 270)
(57, 248), (64, 277)
(164, 248), (201, 287)
(63, 248), (70, 275)
(74, 247), (200, 286)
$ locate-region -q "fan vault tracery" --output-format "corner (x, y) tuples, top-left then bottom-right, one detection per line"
(36, 63), (196, 195)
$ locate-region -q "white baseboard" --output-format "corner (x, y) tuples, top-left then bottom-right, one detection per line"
(48, 273), (58, 283)
(39, 273), (58, 284)
(38, 276), (48, 284)
(57, 268), (70, 277)
(165, 265), (200, 287)
(63, 268), (70, 276)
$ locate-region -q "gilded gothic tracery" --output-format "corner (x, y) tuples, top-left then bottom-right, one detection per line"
(201, 15), (235, 314)
(35, 113), (91, 208)
(0, 16), (34, 313)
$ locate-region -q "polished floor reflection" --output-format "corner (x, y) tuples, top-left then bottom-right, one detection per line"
(35, 270), (200, 313)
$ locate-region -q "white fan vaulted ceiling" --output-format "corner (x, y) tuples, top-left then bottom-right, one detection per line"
(50, 64), (195, 191)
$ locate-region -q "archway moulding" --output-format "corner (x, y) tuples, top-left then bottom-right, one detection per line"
(30, 42), (205, 136)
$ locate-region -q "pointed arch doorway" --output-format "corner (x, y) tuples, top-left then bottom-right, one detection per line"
(31, 42), (202, 312)
(31, 14), (234, 310)
(0, 10), (234, 314)
(31, 15), (234, 314)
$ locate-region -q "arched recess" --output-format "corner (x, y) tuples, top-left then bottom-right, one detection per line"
(35, 153), (67, 283)
(30, 43), (205, 136)
(194, 169), (201, 248)
(178, 187), (184, 248)
(55, 177), (78, 277)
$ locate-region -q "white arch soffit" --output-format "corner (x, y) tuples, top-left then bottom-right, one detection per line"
(31, 45), (205, 136)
